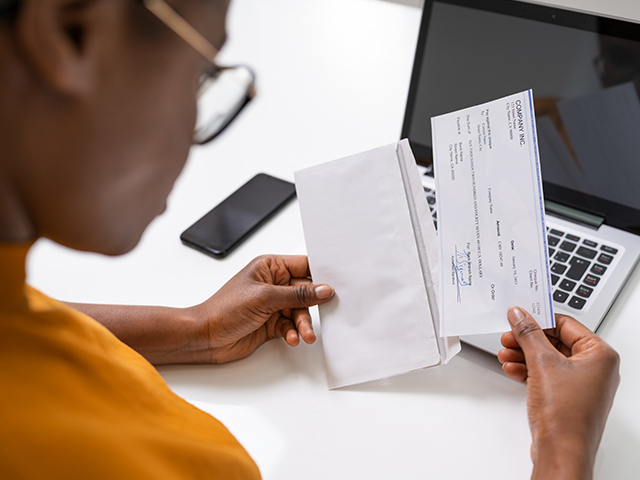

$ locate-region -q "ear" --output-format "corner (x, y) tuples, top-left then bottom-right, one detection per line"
(15, 0), (106, 94)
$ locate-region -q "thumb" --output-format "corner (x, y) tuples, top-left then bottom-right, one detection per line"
(506, 306), (552, 356)
(264, 283), (335, 310)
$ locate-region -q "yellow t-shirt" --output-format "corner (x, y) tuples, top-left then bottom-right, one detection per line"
(0, 243), (261, 479)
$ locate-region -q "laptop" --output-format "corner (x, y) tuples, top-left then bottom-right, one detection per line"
(402, 0), (640, 354)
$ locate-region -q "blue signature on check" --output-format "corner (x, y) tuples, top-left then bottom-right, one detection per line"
(453, 246), (471, 303)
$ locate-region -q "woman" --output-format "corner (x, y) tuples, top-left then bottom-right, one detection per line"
(0, 0), (620, 478)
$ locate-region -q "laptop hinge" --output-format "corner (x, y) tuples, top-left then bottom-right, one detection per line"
(545, 200), (604, 229)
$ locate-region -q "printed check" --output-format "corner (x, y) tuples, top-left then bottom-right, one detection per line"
(432, 90), (554, 336)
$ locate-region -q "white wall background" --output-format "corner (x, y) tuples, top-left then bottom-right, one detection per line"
(379, 0), (640, 22)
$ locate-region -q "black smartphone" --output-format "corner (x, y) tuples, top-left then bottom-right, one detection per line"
(180, 173), (296, 258)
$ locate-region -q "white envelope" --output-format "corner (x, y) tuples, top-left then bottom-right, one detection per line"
(295, 140), (460, 389)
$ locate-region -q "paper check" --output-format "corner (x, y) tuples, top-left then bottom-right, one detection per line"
(432, 90), (554, 336)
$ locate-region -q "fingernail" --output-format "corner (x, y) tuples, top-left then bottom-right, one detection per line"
(315, 285), (334, 299)
(508, 306), (526, 324)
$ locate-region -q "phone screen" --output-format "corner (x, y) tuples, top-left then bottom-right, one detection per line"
(180, 174), (296, 258)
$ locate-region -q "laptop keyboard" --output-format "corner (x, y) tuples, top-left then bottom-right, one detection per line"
(424, 187), (437, 230)
(547, 228), (619, 311)
(424, 185), (621, 313)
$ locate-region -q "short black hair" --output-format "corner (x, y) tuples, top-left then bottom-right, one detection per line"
(0, 0), (19, 20)
(0, 0), (18, 11)
(0, 0), (150, 28)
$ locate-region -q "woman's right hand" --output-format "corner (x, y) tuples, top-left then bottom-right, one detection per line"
(499, 306), (620, 480)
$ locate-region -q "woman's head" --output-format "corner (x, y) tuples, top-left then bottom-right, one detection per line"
(0, 0), (229, 254)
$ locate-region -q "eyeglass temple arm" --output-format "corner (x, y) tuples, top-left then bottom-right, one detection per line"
(142, 0), (219, 62)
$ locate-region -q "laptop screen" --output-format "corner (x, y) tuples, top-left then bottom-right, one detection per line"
(402, 0), (640, 234)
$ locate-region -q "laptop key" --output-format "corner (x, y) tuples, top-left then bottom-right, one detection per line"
(566, 234), (580, 242)
(576, 246), (597, 259)
(549, 247), (556, 257)
(559, 279), (577, 292)
(583, 239), (598, 248)
(554, 251), (570, 262)
(591, 264), (607, 276)
(551, 274), (560, 286)
(576, 285), (593, 298)
(424, 187), (433, 194)
(601, 245), (618, 255)
(548, 236), (560, 247)
(597, 253), (614, 265)
(568, 296), (586, 310)
(566, 257), (590, 280)
(551, 263), (568, 275)
(549, 229), (564, 237)
(551, 263), (567, 275)
(553, 290), (569, 303)
(427, 196), (436, 205)
(559, 240), (577, 252)
(584, 274), (600, 287)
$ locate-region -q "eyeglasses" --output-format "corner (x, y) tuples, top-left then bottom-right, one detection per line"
(142, 0), (256, 144)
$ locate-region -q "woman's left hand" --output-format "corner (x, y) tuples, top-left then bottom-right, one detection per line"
(187, 255), (334, 364)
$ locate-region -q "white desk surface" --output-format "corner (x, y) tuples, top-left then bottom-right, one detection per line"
(27, 0), (640, 478)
